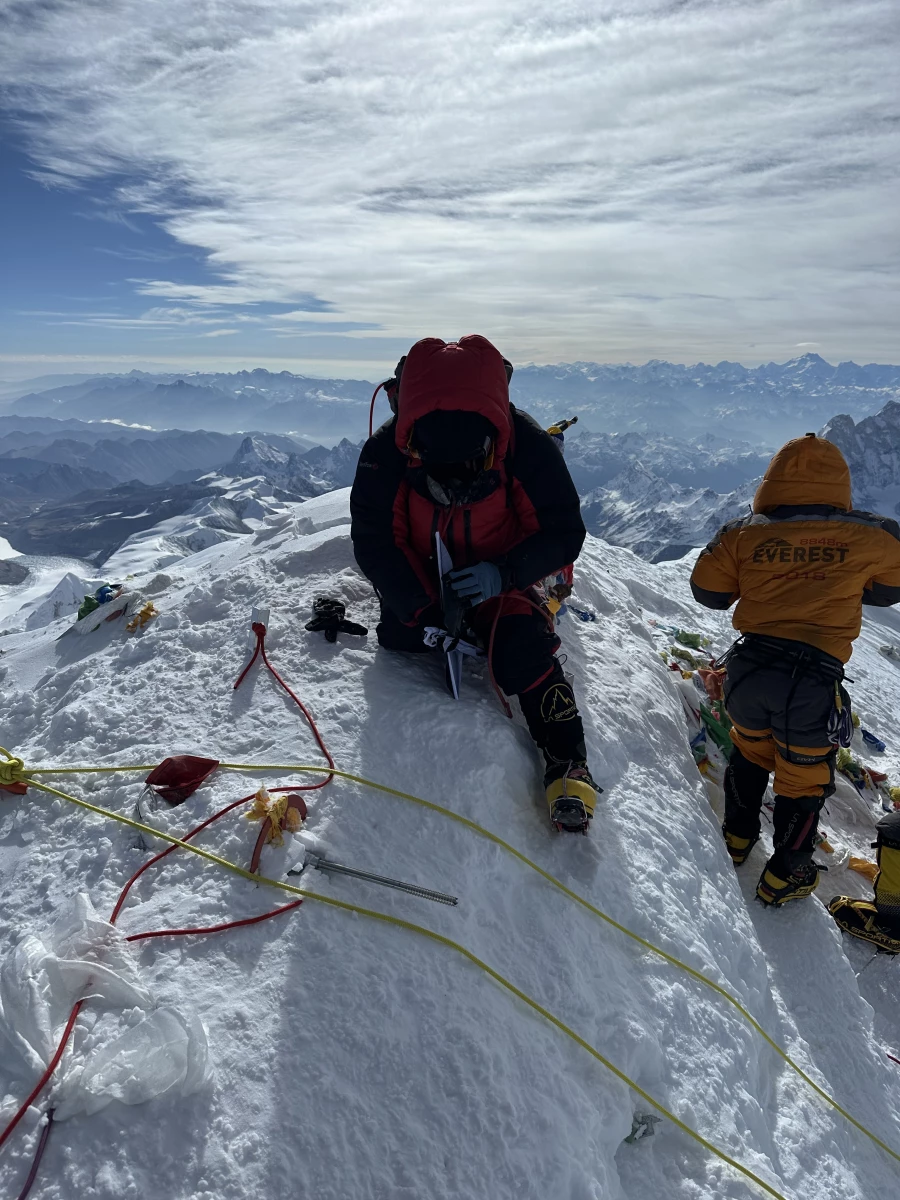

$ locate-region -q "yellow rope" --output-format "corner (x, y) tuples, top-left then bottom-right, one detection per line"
(23, 757), (900, 1166)
(0, 746), (29, 788)
(26, 774), (789, 1200)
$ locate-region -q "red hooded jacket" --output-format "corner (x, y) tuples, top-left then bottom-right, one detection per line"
(351, 335), (585, 624)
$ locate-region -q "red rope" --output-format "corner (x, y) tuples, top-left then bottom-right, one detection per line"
(232, 625), (264, 690)
(5, 618), (332, 1196)
(243, 623), (335, 779)
(15, 1109), (54, 1200)
(110, 786), (307, 922)
(110, 793), (253, 923)
(0, 1003), (82, 1155)
(125, 901), (303, 942)
(234, 622), (334, 866)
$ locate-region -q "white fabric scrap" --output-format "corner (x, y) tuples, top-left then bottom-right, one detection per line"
(0, 894), (210, 1119)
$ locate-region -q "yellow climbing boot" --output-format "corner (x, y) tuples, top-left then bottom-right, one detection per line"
(757, 859), (819, 906)
(828, 897), (900, 954)
(722, 827), (758, 866)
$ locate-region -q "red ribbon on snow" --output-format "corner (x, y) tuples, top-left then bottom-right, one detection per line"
(144, 755), (220, 805)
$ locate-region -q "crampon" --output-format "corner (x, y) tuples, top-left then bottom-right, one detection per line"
(549, 796), (590, 834)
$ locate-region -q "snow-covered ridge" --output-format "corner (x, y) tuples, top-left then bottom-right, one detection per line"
(578, 395), (900, 562)
(824, 400), (900, 509)
(1, 490), (899, 1198)
(580, 462), (754, 562)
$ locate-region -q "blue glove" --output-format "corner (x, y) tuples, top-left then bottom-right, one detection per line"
(447, 561), (503, 607)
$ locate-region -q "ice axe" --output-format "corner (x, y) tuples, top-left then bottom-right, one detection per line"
(432, 532), (483, 699)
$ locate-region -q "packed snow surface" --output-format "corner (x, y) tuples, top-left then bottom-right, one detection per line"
(1, 488), (900, 1199)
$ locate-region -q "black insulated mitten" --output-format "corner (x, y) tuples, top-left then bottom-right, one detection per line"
(304, 596), (369, 644)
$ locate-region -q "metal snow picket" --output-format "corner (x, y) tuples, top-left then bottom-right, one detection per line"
(289, 849), (458, 906)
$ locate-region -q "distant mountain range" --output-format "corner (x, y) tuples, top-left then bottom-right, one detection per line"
(0, 427), (365, 563)
(3, 370), (374, 442)
(563, 429), (770, 495)
(510, 354), (900, 444)
(823, 401), (900, 509)
(579, 398), (900, 563)
(565, 433), (759, 562)
(4, 369), (900, 568)
(3, 353), (898, 444)
(0, 420), (317, 527)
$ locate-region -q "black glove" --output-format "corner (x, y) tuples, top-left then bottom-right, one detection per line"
(305, 596), (369, 644)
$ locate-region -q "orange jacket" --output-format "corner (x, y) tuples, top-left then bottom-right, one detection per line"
(690, 433), (900, 662)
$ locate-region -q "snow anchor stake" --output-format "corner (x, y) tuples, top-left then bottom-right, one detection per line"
(249, 605), (270, 645)
(290, 851), (458, 906)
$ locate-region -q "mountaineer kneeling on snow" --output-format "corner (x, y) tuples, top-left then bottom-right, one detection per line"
(691, 434), (900, 928)
(350, 335), (598, 832)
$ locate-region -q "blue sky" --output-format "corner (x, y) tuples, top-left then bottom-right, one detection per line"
(0, 138), (409, 380)
(1, 0), (898, 380)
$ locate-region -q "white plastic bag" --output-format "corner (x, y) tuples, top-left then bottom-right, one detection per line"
(56, 1006), (210, 1119)
(0, 894), (210, 1119)
(0, 895), (150, 1078)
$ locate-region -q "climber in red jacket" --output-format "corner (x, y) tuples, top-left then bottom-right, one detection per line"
(350, 335), (598, 831)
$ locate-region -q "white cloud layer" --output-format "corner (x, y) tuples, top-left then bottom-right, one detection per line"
(1, 0), (898, 363)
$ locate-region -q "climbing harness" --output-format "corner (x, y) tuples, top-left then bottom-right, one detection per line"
(716, 634), (850, 776)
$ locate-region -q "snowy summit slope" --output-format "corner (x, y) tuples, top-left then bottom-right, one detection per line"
(1, 490), (900, 1200)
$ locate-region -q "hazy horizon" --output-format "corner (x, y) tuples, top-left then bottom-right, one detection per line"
(3, 347), (899, 392)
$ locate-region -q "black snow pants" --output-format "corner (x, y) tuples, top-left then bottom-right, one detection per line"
(722, 634), (842, 872)
(376, 602), (588, 781)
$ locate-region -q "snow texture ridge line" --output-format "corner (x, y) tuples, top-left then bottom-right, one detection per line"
(11, 776), (793, 1200)
(8, 752), (900, 1169)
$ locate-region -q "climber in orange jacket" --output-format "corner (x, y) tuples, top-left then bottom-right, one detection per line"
(691, 433), (900, 916)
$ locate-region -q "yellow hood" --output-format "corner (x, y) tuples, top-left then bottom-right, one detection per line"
(753, 433), (852, 513)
